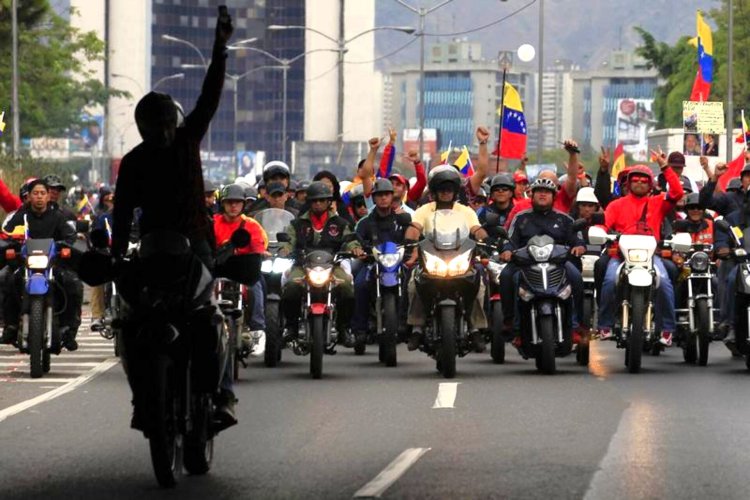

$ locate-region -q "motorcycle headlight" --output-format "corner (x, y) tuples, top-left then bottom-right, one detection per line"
(377, 248), (405, 269)
(528, 244), (553, 262)
(447, 249), (472, 276)
(272, 257), (294, 274)
(557, 284), (572, 300)
(423, 251), (449, 276)
(689, 252), (710, 272)
(261, 259), (273, 273)
(735, 249), (747, 258)
(627, 249), (650, 263)
(27, 255), (49, 270)
(306, 266), (332, 287)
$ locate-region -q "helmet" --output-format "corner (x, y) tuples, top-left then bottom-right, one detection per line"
(475, 188), (488, 200)
(727, 178), (742, 192)
(134, 91), (181, 142)
(627, 165), (654, 185)
(576, 187), (599, 204)
(741, 163), (750, 175)
(428, 165), (462, 194)
(530, 178), (558, 194)
(684, 192), (701, 208)
(372, 178), (395, 195)
(43, 175), (66, 190)
(296, 180), (310, 192)
(288, 180), (298, 192)
(306, 181), (333, 201)
(220, 184), (246, 202)
(617, 167), (632, 185)
(680, 175), (693, 194)
(244, 186), (258, 201)
(262, 160), (291, 182)
(490, 173), (515, 191)
(203, 179), (217, 193)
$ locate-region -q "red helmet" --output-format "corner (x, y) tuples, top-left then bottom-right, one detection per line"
(626, 165), (654, 186)
(616, 167), (631, 185)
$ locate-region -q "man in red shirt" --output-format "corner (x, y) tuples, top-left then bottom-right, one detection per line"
(213, 184), (268, 360)
(597, 154), (685, 346)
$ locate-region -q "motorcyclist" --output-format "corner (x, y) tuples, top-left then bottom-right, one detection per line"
(111, 9), (237, 428)
(350, 179), (410, 342)
(204, 179), (218, 215)
(403, 166), (489, 351)
(387, 173), (416, 215)
(90, 186), (115, 330)
(278, 181), (363, 343)
(479, 173), (515, 238)
(1, 179), (81, 349)
(499, 178), (587, 342)
(259, 181), (298, 216)
(213, 184), (268, 356)
(294, 181), (309, 205)
(699, 159), (745, 216)
(43, 175), (77, 221)
(596, 155), (685, 346)
(247, 161), (300, 213)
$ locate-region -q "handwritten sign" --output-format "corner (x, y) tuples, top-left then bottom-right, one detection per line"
(683, 101), (725, 133)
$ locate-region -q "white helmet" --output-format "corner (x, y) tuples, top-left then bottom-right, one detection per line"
(576, 187), (599, 205)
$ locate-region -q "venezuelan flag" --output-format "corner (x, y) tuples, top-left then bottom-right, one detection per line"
(76, 194), (92, 215)
(453, 146), (474, 178)
(498, 83), (527, 160)
(611, 143), (626, 180)
(689, 11), (713, 101)
(439, 141), (452, 165)
(0, 111), (5, 137)
(736, 111), (750, 144)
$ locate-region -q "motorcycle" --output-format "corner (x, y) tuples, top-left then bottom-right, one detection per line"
(512, 234), (574, 375)
(214, 278), (245, 381)
(714, 219), (750, 370)
(412, 209), (484, 379)
(277, 233), (354, 379)
(670, 220), (717, 366)
(254, 208), (295, 367)
(577, 243), (600, 366)
(1, 217), (76, 378)
(480, 212), (508, 364)
(588, 227), (691, 373)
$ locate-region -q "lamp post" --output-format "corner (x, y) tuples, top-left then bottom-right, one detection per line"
(11, 0), (20, 162)
(393, 0), (454, 161)
(726, 0), (734, 163)
(161, 35), (256, 159)
(267, 24), (415, 153)
(226, 45), (345, 163)
(537, 0), (544, 163)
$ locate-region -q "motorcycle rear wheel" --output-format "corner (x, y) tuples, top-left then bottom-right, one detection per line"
(381, 293), (398, 367)
(183, 394), (214, 475)
(148, 356), (183, 488)
(264, 301), (282, 367)
(438, 306), (457, 379)
(310, 315), (325, 379)
(29, 297), (45, 379)
(490, 302), (505, 364)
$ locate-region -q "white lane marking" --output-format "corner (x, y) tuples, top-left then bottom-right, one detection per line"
(353, 448), (431, 498)
(432, 382), (459, 409)
(0, 362), (103, 367)
(1, 378), (78, 383)
(0, 358), (119, 424)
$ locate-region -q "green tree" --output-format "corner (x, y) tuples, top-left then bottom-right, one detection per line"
(0, 1), (127, 141)
(636, 1), (750, 129)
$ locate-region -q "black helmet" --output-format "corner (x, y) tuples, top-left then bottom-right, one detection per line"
(43, 175), (66, 190)
(296, 180), (310, 193)
(680, 175), (693, 194)
(742, 163), (750, 175)
(306, 181), (333, 201)
(490, 173), (515, 191)
(203, 179), (217, 193)
(244, 186), (258, 201)
(134, 91), (181, 143)
(262, 161), (291, 182)
(372, 178), (395, 195)
(684, 192), (701, 208)
(220, 184), (246, 202)
(428, 166), (462, 195)
(727, 178), (742, 192)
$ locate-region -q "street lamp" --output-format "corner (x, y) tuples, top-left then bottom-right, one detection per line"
(537, 0), (544, 163)
(226, 46), (344, 163)
(267, 24), (415, 152)
(393, 0), (455, 161)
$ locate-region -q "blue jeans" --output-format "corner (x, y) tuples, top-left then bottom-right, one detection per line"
(249, 279), (265, 331)
(724, 265), (739, 326)
(598, 256), (676, 332)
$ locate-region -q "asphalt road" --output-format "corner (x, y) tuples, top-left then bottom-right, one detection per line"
(1, 333), (750, 500)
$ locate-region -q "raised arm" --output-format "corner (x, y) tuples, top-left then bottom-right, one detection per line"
(405, 149), (426, 202)
(470, 126), (491, 194)
(595, 146), (613, 208)
(561, 140), (580, 198)
(183, 8), (233, 141)
(360, 137), (381, 197)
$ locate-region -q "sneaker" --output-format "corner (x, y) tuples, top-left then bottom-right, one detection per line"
(61, 328), (79, 351)
(598, 328), (614, 341)
(250, 330), (266, 357)
(1, 325), (17, 345)
(213, 390), (238, 432)
(90, 318), (105, 332)
(470, 329), (486, 353)
(724, 327), (742, 357)
(659, 331), (673, 347)
(407, 326), (423, 351)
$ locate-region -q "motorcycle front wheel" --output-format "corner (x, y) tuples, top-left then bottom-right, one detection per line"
(490, 301), (505, 364)
(310, 315), (325, 379)
(148, 356), (183, 488)
(626, 288), (647, 374)
(536, 315), (556, 375)
(381, 292), (398, 367)
(183, 394), (214, 475)
(438, 306), (457, 379)
(696, 297), (710, 366)
(28, 297), (46, 379)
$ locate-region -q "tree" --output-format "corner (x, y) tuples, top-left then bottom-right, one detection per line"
(636, 1), (750, 129)
(0, 1), (127, 141)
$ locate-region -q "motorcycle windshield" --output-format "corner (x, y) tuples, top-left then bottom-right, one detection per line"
(254, 209), (295, 245)
(428, 209), (470, 251)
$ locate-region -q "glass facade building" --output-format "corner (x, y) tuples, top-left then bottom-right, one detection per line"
(423, 72), (474, 148)
(151, 0), (305, 174)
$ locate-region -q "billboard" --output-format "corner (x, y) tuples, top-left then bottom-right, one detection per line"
(616, 99), (657, 162)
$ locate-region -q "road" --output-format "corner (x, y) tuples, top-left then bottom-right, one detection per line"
(2, 330), (750, 500)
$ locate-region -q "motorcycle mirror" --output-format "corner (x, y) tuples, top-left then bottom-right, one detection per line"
(495, 227), (509, 241)
(75, 220), (91, 233)
(276, 232), (291, 243)
(395, 212), (412, 227)
(590, 213), (605, 225)
(714, 219), (730, 232)
(230, 228), (251, 248)
(588, 225), (609, 246)
(89, 229), (110, 249)
(672, 220), (688, 233)
(571, 218), (589, 232)
(669, 232), (692, 253)
(483, 212), (500, 227)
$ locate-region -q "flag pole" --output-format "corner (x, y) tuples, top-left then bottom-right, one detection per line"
(495, 67), (508, 174)
(743, 109), (747, 151)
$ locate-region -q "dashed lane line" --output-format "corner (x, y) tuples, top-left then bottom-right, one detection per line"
(353, 448), (431, 498)
(432, 382), (459, 409)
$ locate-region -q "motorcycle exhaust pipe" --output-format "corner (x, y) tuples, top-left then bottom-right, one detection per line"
(687, 279), (695, 333)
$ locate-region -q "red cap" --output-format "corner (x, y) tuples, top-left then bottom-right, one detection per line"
(513, 171), (529, 184)
(388, 173), (409, 187)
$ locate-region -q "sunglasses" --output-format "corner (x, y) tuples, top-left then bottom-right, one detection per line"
(630, 177), (650, 184)
(493, 187), (512, 193)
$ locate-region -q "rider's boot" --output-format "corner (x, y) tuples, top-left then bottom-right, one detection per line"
(213, 389), (238, 431)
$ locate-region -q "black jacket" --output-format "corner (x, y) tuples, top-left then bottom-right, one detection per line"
(355, 210), (408, 246)
(503, 207), (584, 252)
(698, 180), (744, 216)
(111, 43), (227, 258)
(479, 201), (514, 240)
(3, 205), (76, 244)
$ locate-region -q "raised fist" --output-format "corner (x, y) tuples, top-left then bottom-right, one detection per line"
(476, 126), (490, 143)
